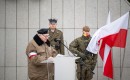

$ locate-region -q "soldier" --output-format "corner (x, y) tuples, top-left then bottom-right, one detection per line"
(69, 26), (97, 80)
(48, 18), (64, 55)
(26, 28), (57, 80)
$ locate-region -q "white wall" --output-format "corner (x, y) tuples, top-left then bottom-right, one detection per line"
(0, 0), (130, 80)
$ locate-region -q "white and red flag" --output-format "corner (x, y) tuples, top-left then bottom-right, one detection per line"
(86, 12), (129, 79)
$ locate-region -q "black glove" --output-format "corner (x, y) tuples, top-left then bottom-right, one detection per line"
(55, 45), (60, 50)
(85, 50), (94, 60)
(85, 50), (90, 54)
(78, 52), (86, 60)
(92, 54), (97, 64)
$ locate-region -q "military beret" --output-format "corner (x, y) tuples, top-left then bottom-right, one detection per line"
(37, 28), (48, 34)
(83, 26), (90, 32)
(49, 18), (57, 24)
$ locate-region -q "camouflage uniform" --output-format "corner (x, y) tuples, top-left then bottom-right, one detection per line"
(69, 35), (97, 80)
(48, 28), (64, 55)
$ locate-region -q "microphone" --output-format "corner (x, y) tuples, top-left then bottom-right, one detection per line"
(54, 38), (61, 42)
(54, 38), (76, 57)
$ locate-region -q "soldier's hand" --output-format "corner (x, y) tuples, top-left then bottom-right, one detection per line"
(55, 45), (60, 50)
(79, 53), (86, 60)
(91, 54), (97, 64)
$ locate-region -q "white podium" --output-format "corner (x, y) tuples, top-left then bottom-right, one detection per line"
(54, 56), (79, 80)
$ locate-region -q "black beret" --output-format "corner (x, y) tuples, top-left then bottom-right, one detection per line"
(37, 28), (48, 34)
(49, 18), (57, 24)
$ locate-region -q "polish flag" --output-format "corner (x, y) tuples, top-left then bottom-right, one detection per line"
(86, 12), (129, 79)
(99, 11), (113, 78)
(100, 11), (111, 60)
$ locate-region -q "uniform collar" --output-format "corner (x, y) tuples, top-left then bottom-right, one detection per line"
(81, 35), (90, 40)
(33, 34), (50, 46)
(49, 28), (58, 32)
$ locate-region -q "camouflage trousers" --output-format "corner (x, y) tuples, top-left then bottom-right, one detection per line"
(76, 59), (96, 80)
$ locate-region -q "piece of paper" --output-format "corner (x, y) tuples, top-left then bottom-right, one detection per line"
(41, 57), (54, 63)
(55, 54), (64, 57)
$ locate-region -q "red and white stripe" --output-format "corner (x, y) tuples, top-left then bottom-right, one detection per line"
(99, 11), (113, 78)
(28, 52), (37, 59)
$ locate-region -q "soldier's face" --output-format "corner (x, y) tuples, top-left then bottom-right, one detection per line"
(83, 31), (90, 37)
(49, 24), (57, 29)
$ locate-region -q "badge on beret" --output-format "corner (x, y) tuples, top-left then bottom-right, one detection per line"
(49, 18), (57, 24)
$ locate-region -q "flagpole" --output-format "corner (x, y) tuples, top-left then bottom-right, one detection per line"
(120, 48), (126, 80)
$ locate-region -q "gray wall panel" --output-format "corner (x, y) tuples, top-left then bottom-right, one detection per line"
(29, 0), (39, 28)
(98, 68), (108, 80)
(98, 0), (108, 28)
(113, 47), (121, 67)
(63, 0), (74, 28)
(29, 29), (38, 41)
(6, 29), (16, 66)
(0, 0), (5, 28)
(0, 29), (5, 66)
(125, 48), (130, 67)
(121, 0), (130, 14)
(86, 0), (97, 28)
(120, 48), (127, 68)
(52, 0), (63, 29)
(5, 67), (16, 80)
(98, 54), (103, 67)
(0, 67), (4, 80)
(113, 68), (120, 80)
(40, 0), (51, 28)
(17, 29), (28, 66)
(109, 0), (120, 21)
(121, 0), (130, 29)
(17, 0), (28, 28)
(6, 0), (16, 28)
(122, 68), (130, 79)
(90, 29), (97, 36)
(17, 67), (28, 80)
(75, 0), (85, 28)
(74, 29), (82, 39)
(63, 29), (74, 55)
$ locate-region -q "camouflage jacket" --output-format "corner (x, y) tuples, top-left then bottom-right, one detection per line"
(69, 35), (97, 62)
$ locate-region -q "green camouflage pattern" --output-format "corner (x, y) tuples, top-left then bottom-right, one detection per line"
(69, 35), (97, 80)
